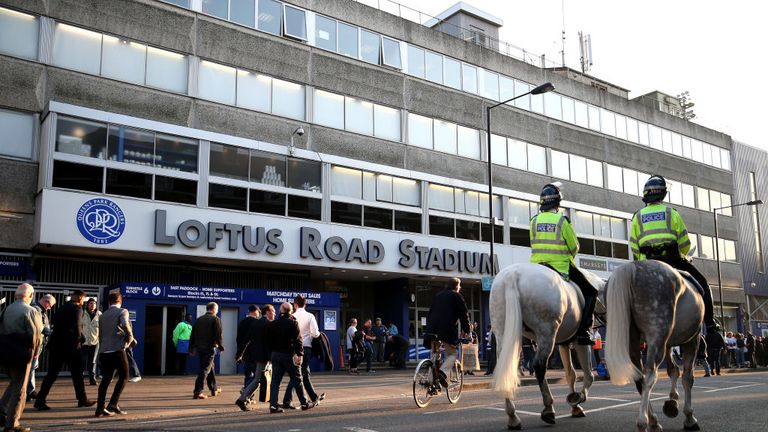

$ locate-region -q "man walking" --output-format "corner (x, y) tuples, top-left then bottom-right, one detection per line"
(0, 283), (43, 432)
(234, 304), (274, 411)
(705, 329), (726, 376)
(190, 302), (223, 400)
(172, 314), (193, 375)
(81, 298), (101, 386)
(95, 292), (134, 417)
(236, 305), (262, 390)
(26, 294), (55, 402)
(283, 295), (325, 408)
(34, 290), (96, 411)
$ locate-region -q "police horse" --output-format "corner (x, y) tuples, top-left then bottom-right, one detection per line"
(490, 262), (605, 429)
(605, 260), (704, 432)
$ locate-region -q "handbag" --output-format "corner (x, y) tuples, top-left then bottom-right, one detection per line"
(0, 307), (35, 367)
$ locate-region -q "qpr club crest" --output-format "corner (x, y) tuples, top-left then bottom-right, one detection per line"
(76, 198), (126, 245)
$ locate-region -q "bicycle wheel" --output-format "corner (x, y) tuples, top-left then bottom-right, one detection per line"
(446, 359), (463, 404)
(413, 359), (435, 408)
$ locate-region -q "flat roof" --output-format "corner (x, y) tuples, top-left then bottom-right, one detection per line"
(425, 1), (504, 28)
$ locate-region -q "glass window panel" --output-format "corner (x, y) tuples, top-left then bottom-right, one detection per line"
(615, 114), (627, 140)
(313, 89), (344, 129)
(710, 191), (722, 214)
(481, 70), (500, 101)
(249, 189), (285, 215)
(626, 118), (639, 143)
(513, 80), (531, 110)
(725, 240), (737, 262)
(561, 96), (575, 124)
(482, 223), (505, 244)
(711, 145), (722, 168)
(101, 36), (146, 85)
(461, 64), (477, 93)
(527, 144), (546, 174)
(407, 113), (432, 148)
(508, 198), (531, 225)
(623, 168), (638, 195)
(454, 189), (465, 214)
(721, 149), (731, 170)
(283, 4), (307, 40)
(691, 140), (704, 162)
(573, 211), (593, 235)
(687, 233), (699, 257)
(230, 0), (255, 27)
(288, 195), (321, 220)
(551, 150), (569, 180)
(587, 159), (603, 187)
(636, 172), (648, 197)
(107, 125), (154, 165)
(574, 100), (588, 128)
(250, 150), (286, 186)
(373, 104), (400, 141)
(672, 133), (683, 156)
(649, 125), (662, 150)
(428, 184), (454, 211)
(509, 227), (530, 247)
(51, 160), (102, 192)
(209, 183), (247, 211)
(362, 171), (375, 201)
(544, 92), (562, 119)
(337, 22), (358, 58)
(456, 219), (480, 240)
(721, 193), (732, 216)
(331, 201), (362, 226)
(637, 121), (649, 146)
(376, 175), (392, 202)
(393, 177), (420, 206)
(331, 166), (362, 198)
(52, 23), (102, 75)
(611, 218), (627, 240)
(382, 37), (401, 69)
(425, 51), (443, 83)
(499, 76), (514, 101)
(682, 136), (692, 158)
(702, 143), (713, 165)
(105, 168), (152, 199)
(345, 97), (374, 135)
(679, 183), (695, 208)
(661, 129), (673, 153)
(145, 47), (188, 93)
(56, 117), (107, 159)
(507, 139), (526, 170)
(433, 120), (457, 154)
(670, 180), (683, 205)
(360, 29), (379, 64)
(429, 215), (454, 238)
(198, 60), (236, 105)
(315, 15), (336, 51)
(364, 206), (393, 229)
(210, 143), (249, 180)
(236, 71), (271, 112)
(258, 0), (282, 35)
(570, 154), (587, 184)
(202, 0), (228, 18)
(287, 158), (321, 191)
(479, 194), (502, 219)
(594, 215), (611, 238)
(587, 105), (600, 131)
(406, 45), (425, 78)
(155, 134), (198, 172)
(530, 92), (544, 114)
(700, 235), (714, 259)
(0, 8), (38, 60)
(155, 175), (197, 205)
(443, 57), (461, 89)
(465, 191), (480, 216)
(271, 78), (304, 119)
(606, 164), (623, 192)
(457, 126), (480, 159)
(0, 109), (35, 159)
(595, 240), (612, 257)
(164, 0), (190, 6)
(696, 188), (710, 211)
(394, 210), (421, 233)
(600, 109), (616, 136)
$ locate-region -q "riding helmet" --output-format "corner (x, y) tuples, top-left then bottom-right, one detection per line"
(539, 182), (563, 211)
(642, 175), (667, 204)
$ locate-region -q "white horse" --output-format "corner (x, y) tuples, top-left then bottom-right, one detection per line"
(605, 260), (704, 432)
(490, 262), (606, 430)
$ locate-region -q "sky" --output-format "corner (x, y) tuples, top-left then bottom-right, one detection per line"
(399, 0), (768, 150)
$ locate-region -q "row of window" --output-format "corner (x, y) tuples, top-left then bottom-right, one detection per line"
(330, 166), (420, 207)
(0, 108), (35, 160)
(690, 233), (737, 262)
(313, 90), (400, 141)
(210, 143), (321, 191)
(427, 184), (502, 219)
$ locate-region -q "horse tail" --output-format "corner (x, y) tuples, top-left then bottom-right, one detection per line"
(605, 262), (643, 386)
(491, 267), (522, 398)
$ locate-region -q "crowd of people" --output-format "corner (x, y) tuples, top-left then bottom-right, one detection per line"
(345, 317), (409, 374)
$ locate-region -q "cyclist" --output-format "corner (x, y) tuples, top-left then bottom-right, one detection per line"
(424, 277), (471, 387)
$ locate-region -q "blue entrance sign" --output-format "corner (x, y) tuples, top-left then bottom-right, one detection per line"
(119, 283), (340, 307)
(482, 275), (494, 292)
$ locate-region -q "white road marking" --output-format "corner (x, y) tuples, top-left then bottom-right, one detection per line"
(344, 427), (380, 432)
(555, 395), (669, 419)
(703, 383), (761, 393)
(482, 407), (541, 417)
(588, 396), (630, 402)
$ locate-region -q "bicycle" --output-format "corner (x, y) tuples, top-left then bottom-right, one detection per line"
(412, 334), (464, 408)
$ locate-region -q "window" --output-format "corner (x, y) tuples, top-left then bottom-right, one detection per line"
(424, 51), (443, 83)
(155, 134), (198, 172)
(392, 178), (420, 206)
(507, 139), (526, 170)
(691, 140), (704, 162)
(611, 217), (627, 240)
(249, 190), (285, 215)
(428, 184), (454, 212)
(236, 71), (271, 112)
(527, 144), (546, 174)
(52, 160), (102, 192)
(52, 23), (102, 75)
(587, 105), (600, 131)
(155, 176), (196, 205)
(106, 168), (152, 199)
(332, 201), (362, 225)
(586, 159), (603, 188)
(672, 133), (683, 156)
(364, 206), (393, 229)
(508, 198), (532, 225)
(271, 78), (304, 119)
(382, 37), (401, 69)
(500, 76), (514, 102)
(490, 134), (507, 166)
(101, 36), (146, 85)
(721, 193), (732, 216)
(623, 168), (638, 196)
(345, 97), (374, 135)
(56, 117), (107, 159)
(209, 183), (247, 211)
(231, 0), (256, 27)
(313, 90), (344, 129)
(283, 4), (306, 40)
(711, 145), (722, 169)
(574, 100), (588, 128)
(595, 240), (612, 257)
(0, 109), (35, 159)
(406, 45), (425, 78)
(721, 149), (731, 170)
(315, 15), (337, 51)
(682, 184), (695, 208)
(373, 104), (400, 141)
(250, 150), (285, 186)
(569, 154), (587, 184)
(544, 92), (562, 119)
(710, 190), (722, 213)
(198, 61), (237, 105)
(210, 143), (249, 180)
(561, 96), (575, 124)
(337, 22), (358, 58)
(461, 64), (477, 93)
(661, 129), (672, 153)
(510, 227), (530, 247)
(638, 122), (649, 146)
(407, 113), (432, 148)
(331, 166), (362, 198)
(288, 195), (321, 220)
(699, 235), (715, 259)
(456, 219), (480, 240)
(433, 120), (457, 154)
(258, 0), (282, 35)
(202, 0), (228, 18)
(696, 187), (710, 211)
(626, 118), (639, 143)
(669, 180), (683, 206)
(573, 211), (593, 235)
(287, 158), (321, 191)
(430, 215), (454, 238)
(107, 125), (154, 165)
(0, 7), (38, 60)
(457, 126), (480, 159)
(682, 137), (692, 158)
(376, 175), (392, 202)
(614, 114), (627, 140)
(530, 91), (544, 114)
(360, 29), (379, 64)
(551, 150), (569, 180)
(395, 211), (421, 233)
(481, 70), (500, 101)
(145, 47), (188, 93)
(443, 57), (461, 90)
(649, 125), (662, 150)
(606, 164), (623, 192)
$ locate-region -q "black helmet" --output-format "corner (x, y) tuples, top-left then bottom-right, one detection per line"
(642, 175), (667, 203)
(539, 182), (563, 211)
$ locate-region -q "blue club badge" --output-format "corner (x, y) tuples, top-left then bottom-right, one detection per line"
(76, 198), (126, 245)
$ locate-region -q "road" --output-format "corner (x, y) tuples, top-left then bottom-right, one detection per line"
(36, 371), (768, 431)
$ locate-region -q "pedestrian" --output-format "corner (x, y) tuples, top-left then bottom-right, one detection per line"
(735, 333), (745, 367)
(705, 329), (726, 376)
(265, 302), (316, 413)
(361, 319), (375, 373)
(236, 305), (262, 389)
(592, 330), (603, 369)
(463, 322), (479, 375)
(755, 336), (765, 367)
(484, 324), (496, 376)
(95, 291), (134, 417)
(234, 304), (274, 411)
(387, 321), (399, 337)
(371, 318), (388, 363)
(34, 290), (96, 411)
(81, 298), (101, 386)
(745, 332), (756, 368)
(522, 337), (535, 375)
(282, 295), (325, 409)
(388, 334), (408, 369)
(346, 318), (360, 374)
(172, 314), (193, 375)
(725, 331), (737, 367)
(0, 283), (44, 432)
(26, 294), (55, 402)
(697, 337), (711, 377)
(190, 302), (223, 400)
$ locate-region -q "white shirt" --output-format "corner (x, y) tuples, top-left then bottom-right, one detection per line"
(294, 307), (320, 348)
(726, 337), (737, 349)
(346, 325), (357, 349)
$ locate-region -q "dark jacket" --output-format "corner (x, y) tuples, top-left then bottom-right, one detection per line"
(425, 289), (470, 345)
(705, 331), (726, 351)
(190, 312), (224, 351)
(47, 301), (84, 350)
(310, 332), (334, 371)
(236, 316), (269, 363)
(266, 313), (303, 357)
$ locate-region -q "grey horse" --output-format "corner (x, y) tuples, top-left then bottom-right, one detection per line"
(490, 262), (605, 429)
(605, 260), (704, 432)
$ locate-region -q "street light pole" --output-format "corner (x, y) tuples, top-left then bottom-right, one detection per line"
(485, 82), (554, 275)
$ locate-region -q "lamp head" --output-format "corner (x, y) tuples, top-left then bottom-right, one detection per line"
(748, 199), (763, 206)
(531, 82), (555, 95)
(292, 127), (305, 137)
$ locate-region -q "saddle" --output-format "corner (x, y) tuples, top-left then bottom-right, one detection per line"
(536, 262), (606, 328)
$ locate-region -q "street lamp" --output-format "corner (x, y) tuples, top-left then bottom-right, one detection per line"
(714, 199), (763, 334)
(289, 126), (305, 156)
(485, 82), (554, 275)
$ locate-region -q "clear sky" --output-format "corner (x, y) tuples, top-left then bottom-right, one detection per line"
(398, 0), (767, 150)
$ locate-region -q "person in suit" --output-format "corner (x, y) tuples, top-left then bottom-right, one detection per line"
(189, 302), (223, 400)
(236, 305), (262, 389)
(34, 290), (96, 411)
(234, 304), (274, 411)
(26, 294), (56, 402)
(95, 292), (134, 417)
(0, 283), (43, 432)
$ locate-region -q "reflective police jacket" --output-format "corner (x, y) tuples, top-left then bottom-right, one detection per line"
(630, 203), (690, 260)
(529, 211), (579, 274)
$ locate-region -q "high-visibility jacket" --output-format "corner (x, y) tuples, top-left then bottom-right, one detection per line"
(529, 211), (579, 274)
(630, 203), (690, 260)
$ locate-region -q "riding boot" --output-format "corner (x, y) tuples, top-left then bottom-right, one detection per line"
(676, 260), (719, 332)
(576, 295), (597, 346)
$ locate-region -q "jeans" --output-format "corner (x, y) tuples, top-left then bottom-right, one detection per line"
(26, 357), (39, 396)
(81, 344), (98, 381)
(364, 341), (374, 371)
(284, 347), (318, 404)
(374, 341), (386, 362)
(126, 348), (141, 378)
(269, 352), (307, 408)
(707, 349), (721, 374)
(238, 361), (268, 403)
(97, 350), (128, 408)
(735, 348), (745, 367)
(193, 347), (217, 395)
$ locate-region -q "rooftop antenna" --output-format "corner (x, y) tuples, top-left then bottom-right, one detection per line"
(578, 31), (593, 73)
(677, 91), (696, 121)
(560, 0), (566, 67)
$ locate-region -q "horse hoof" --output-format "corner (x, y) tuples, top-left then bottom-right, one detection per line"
(508, 424), (523, 430)
(571, 406), (586, 418)
(541, 412), (556, 424)
(662, 400), (679, 418)
(566, 392), (581, 405)
(684, 423), (700, 431)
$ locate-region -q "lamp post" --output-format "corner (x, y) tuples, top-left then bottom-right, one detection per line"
(713, 199), (762, 334)
(485, 82), (554, 275)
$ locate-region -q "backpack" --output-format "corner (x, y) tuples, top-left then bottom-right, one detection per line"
(351, 330), (366, 358)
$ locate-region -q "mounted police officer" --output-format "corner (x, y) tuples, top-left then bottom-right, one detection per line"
(530, 182), (597, 346)
(630, 175), (718, 333)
